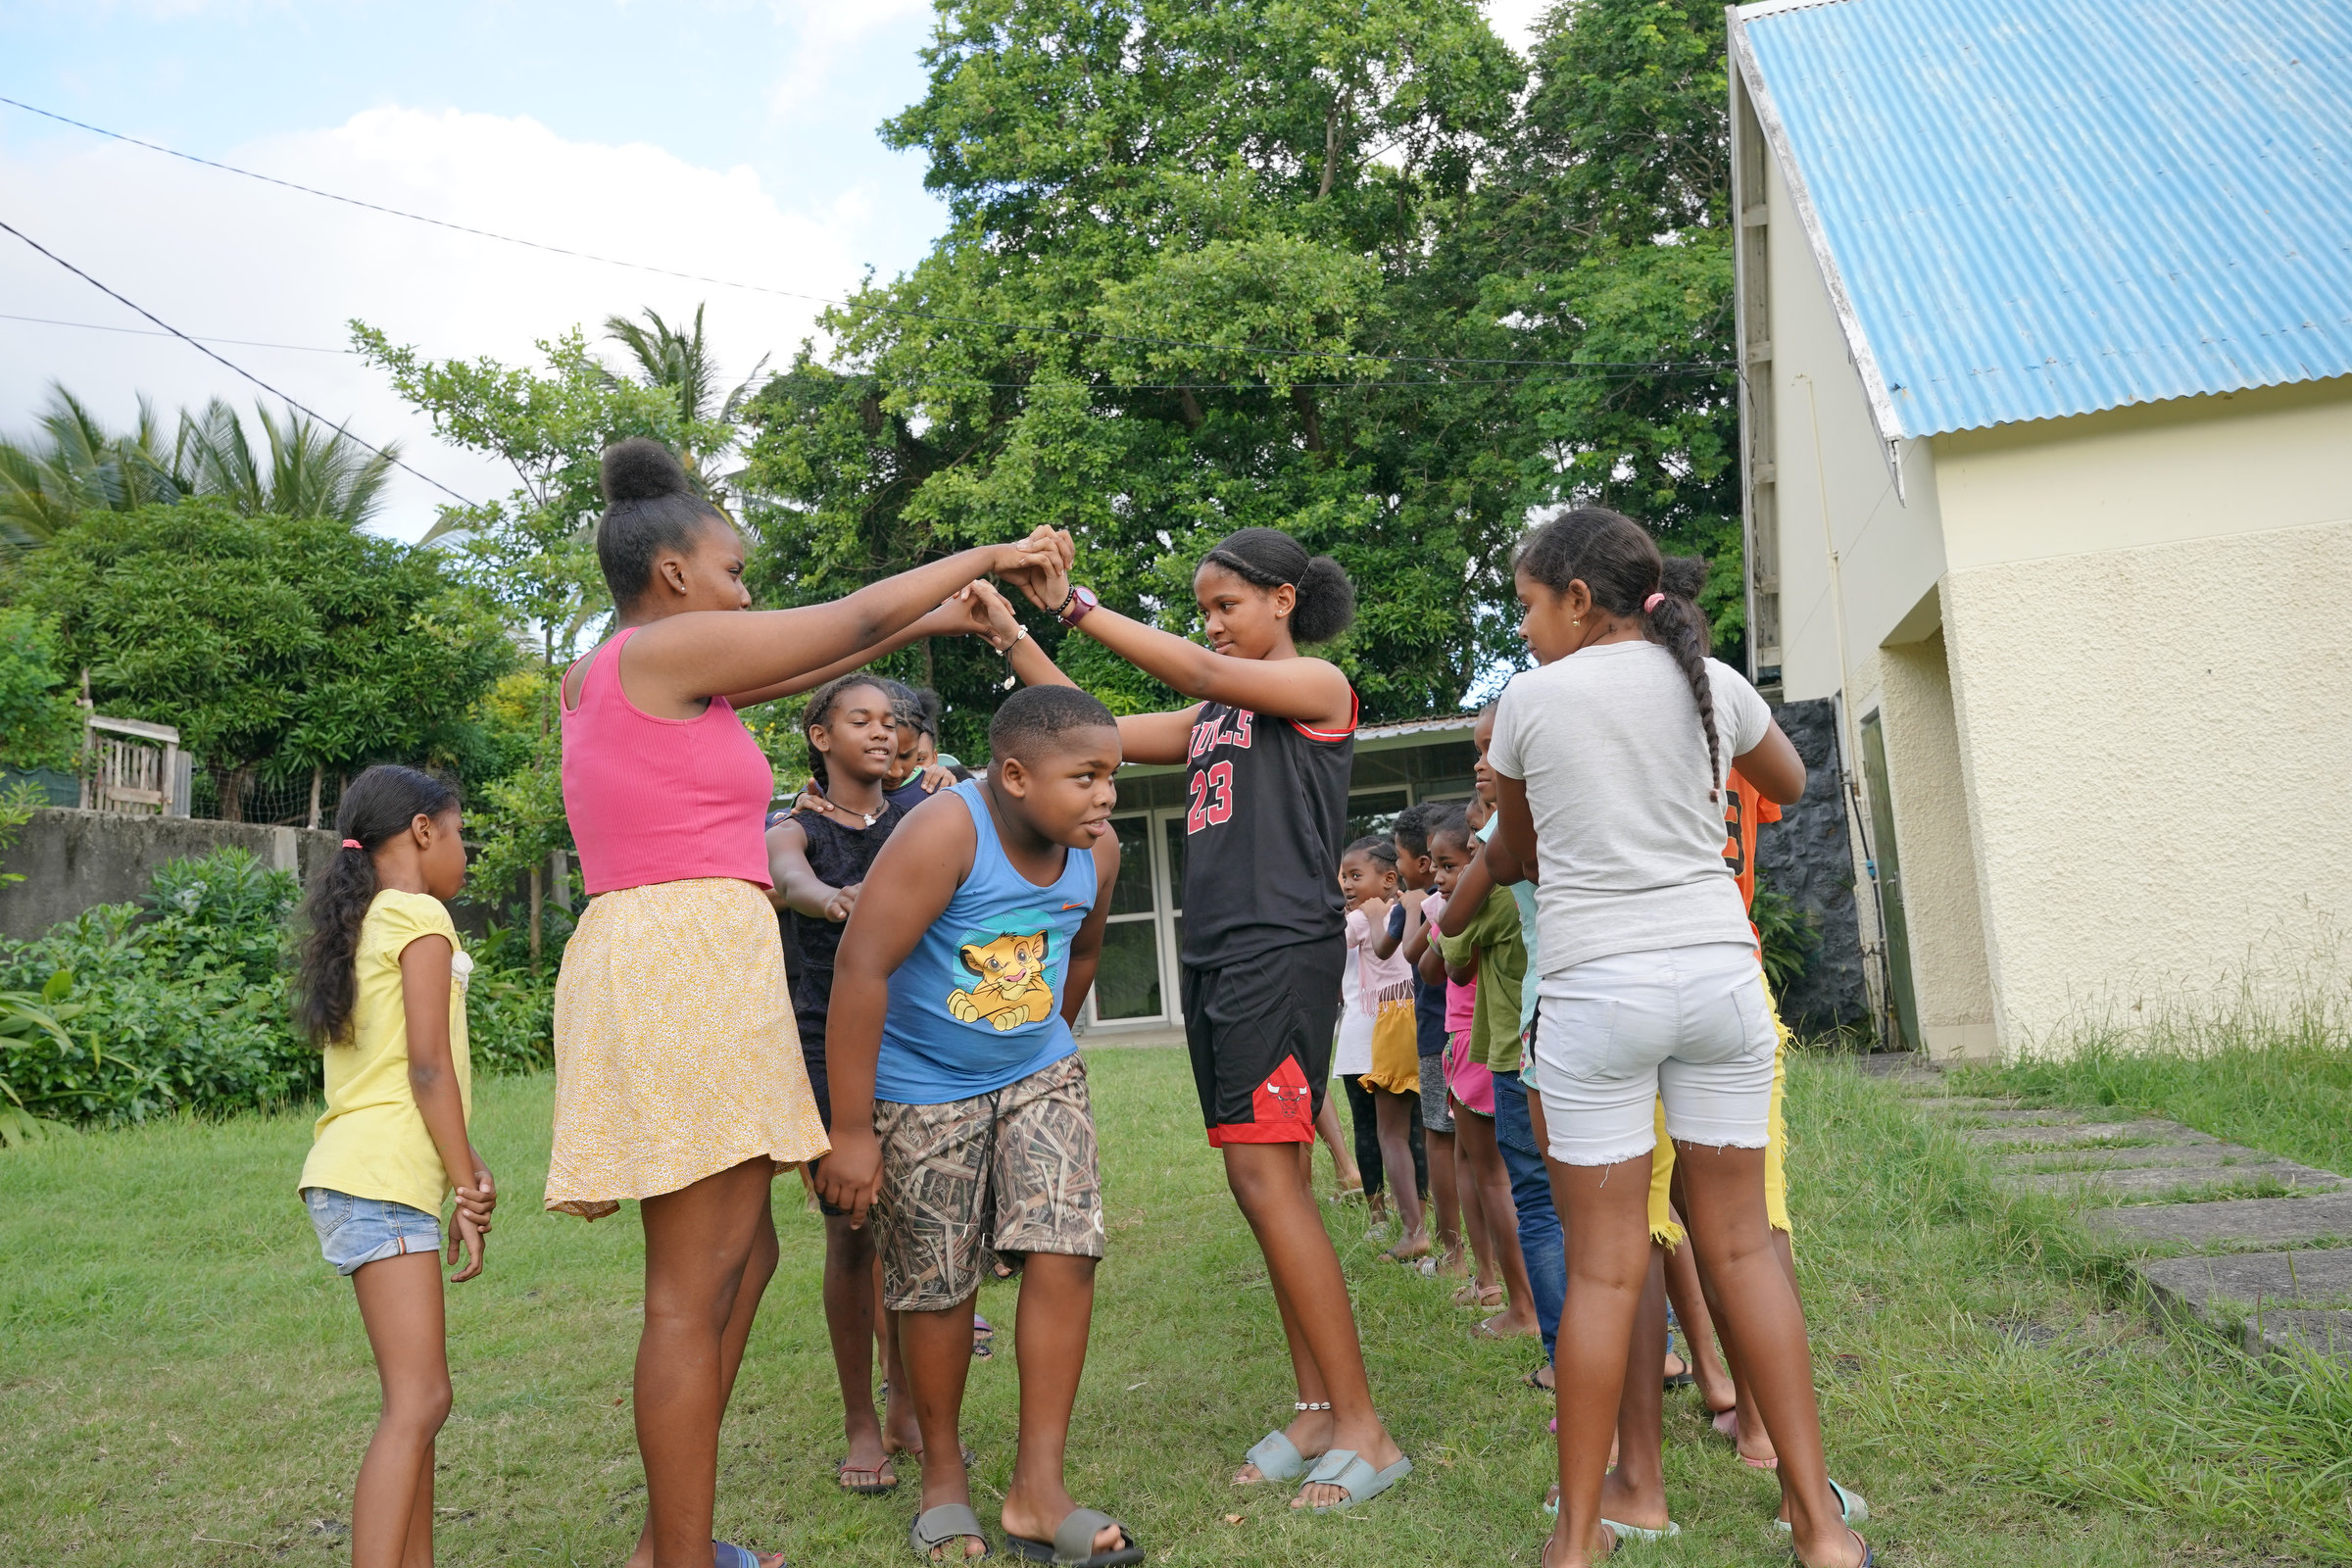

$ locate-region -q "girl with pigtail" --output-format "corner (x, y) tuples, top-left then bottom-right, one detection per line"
(1479, 507), (1868, 1568)
(968, 526), (1411, 1515)
(293, 763), (493, 1568)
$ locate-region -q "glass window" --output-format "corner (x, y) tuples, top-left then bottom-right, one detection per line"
(1107, 815), (1155, 915)
(1092, 920), (1162, 1019)
(1162, 812), (1188, 913)
(1346, 788), (1411, 848)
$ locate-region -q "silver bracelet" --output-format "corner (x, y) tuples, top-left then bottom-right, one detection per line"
(996, 623), (1029, 656)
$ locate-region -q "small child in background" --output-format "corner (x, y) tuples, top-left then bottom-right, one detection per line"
(1341, 837), (1428, 1263)
(1413, 805), (1499, 1312)
(1434, 773), (1540, 1342)
(1332, 844), (1393, 1236)
(1386, 803), (1463, 1277)
(293, 765), (495, 1568)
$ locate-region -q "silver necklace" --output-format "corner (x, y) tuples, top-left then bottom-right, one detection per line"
(817, 789), (881, 827)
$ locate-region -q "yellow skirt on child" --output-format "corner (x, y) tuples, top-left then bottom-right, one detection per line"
(1359, 993), (1420, 1096)
(546, 876), (829, 1219)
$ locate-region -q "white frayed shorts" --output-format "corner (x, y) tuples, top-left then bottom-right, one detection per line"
(1532, 941), (1776, 1166)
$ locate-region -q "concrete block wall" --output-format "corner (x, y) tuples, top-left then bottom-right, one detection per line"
(0, 809), (341, 942)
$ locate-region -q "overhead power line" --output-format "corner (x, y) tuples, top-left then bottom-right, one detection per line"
(0, 216), (481, 510)
(0, 94), (1734, 376)
(0, 311), (355, 354)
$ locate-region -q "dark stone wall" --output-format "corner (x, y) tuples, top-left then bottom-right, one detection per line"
(1759, 699), (1870, 1037)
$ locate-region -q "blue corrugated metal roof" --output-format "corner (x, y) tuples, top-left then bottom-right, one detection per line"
(1732, 0), (2352, 438)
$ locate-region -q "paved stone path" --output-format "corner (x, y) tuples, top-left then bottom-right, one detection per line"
(1871, 1055), (2352, 1363)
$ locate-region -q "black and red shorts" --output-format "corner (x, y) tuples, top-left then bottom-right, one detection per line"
(1181, 937), (1343, 1148)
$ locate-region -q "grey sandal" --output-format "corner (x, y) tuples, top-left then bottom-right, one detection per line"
(1298, 1448), (1413, 1512)
(910, 1504), (989, 1562)
(1239, 1430), (1308, 1484)
(1004, 1508), (1143, 1567)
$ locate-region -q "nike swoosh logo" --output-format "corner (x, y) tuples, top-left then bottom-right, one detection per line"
(1061, 902), (1087, 910)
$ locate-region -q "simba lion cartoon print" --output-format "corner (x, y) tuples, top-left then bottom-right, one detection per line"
(948, 929), (1055, 1030)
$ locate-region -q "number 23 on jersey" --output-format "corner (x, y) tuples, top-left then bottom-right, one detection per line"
(1188, 760), (1235, 833)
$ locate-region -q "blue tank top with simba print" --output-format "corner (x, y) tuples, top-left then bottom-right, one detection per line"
(874, 781), (1097, 1103)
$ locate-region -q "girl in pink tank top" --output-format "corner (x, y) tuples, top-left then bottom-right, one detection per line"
(549, 437), (1068, 1568)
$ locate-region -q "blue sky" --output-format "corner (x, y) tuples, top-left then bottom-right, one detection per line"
(4, 1), (1542, 538)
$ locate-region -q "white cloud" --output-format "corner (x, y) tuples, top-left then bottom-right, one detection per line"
(0, 106), (874, 539)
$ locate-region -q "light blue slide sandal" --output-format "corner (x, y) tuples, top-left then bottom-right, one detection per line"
(1299, 1448), (1413, 1512)
(1240, 1430), (1308, 1484)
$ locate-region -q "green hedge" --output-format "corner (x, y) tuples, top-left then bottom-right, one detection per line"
(0, 849), (553, 1132)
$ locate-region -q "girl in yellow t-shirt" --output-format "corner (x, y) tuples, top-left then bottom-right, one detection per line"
(293, 763), (491, 1568)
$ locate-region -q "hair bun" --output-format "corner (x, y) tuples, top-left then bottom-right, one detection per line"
(601, 437), (691, 504)
(1659, 555), (1709, 601)
(1290, 554), (1357, 644)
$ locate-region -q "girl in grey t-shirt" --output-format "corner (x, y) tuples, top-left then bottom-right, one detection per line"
(1485, 506), (1868, 1568)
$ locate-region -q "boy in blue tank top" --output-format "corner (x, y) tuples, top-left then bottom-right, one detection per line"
(818, 685), (1141, 1568)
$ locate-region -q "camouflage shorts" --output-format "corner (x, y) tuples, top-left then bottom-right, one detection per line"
(871, 1053), (1105, 1312)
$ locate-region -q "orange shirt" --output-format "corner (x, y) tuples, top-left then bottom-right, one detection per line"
(1723, 767), (1781, 915)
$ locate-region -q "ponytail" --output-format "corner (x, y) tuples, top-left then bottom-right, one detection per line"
(293, 764), (460, 1046)
(1515, 508), (1723, 800)
(1201, 526), (1356, 644)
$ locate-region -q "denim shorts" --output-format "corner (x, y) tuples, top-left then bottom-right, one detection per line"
(1532, 941), (1776, 1166)
(303, 1187), (442, 1275)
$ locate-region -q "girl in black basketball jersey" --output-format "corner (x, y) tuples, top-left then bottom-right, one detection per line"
(972, 528), (1410, 1514)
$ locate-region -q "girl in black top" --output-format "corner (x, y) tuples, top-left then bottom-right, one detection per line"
(765, 674), (921, 1494)
(977, 529), (1409, 1514)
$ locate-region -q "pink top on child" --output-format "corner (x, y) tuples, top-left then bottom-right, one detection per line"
(561, 625), (776, 896)
(1420, 891), (1479, 1033)
(1344, 906), (1415, 1016)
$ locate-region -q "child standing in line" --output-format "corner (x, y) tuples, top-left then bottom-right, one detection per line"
(1384, 804), (1463, 1277)
(1485, 507), (1862, 1568)
(980, 529), (1411, 1513)
(1411, 807), (1499, 1314)
(816, 686), (1140, 1567)
(766, 674), (922, 1494)
(293, 765), (495, 1568)
(1340, 836), (1428, 1263)
(1433, 779), (1540, 1342)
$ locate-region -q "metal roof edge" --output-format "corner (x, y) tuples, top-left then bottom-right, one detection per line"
(1734, 0), (1857, 21)
(1726, 8), (1912, 449)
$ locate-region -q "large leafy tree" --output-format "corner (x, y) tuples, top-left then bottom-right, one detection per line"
(10, 501), (512, 819)
(741, 0), (1529, 745)
(1459, 0), (1744, 662)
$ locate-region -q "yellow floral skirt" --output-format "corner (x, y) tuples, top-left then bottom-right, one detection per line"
(546, 877), (829, 1219)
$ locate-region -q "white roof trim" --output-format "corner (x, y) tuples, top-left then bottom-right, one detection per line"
(1727, 9), (1909, 449)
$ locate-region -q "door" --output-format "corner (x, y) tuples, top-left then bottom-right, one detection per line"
(1857, 712), (1921, 1052)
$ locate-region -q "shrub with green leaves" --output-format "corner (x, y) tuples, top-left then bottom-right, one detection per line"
(0, 848), (555, 1129)
(0, 608), (83, 773)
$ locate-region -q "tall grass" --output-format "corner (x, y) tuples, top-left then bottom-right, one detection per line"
(1950, 983), (2352, 1174)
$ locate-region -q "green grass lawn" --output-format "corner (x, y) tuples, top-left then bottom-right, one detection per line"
(7, 1049), (2350, 1567)
(1948, 995), (2352, 1176)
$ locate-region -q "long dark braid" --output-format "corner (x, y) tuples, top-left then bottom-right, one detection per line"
(1514, 506), (1723, 800)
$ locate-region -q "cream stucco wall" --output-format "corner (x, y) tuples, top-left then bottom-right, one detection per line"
(1876, 625), (1996, 1060)
(1935, 377), (2352, 1051)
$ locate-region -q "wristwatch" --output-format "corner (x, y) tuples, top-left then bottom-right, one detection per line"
(1056, 584), (1100, 626)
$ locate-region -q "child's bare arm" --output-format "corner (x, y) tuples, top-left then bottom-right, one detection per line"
(1438, 857), (1495, 938)
(815, 801), (976, 1226)
(1061, 836), (1122, 1026)
(767, 818), (851, 920)
(1371, 892), (1419, 959)
(400, 934), (490, 1281)
(1415, 943), (1446, 987)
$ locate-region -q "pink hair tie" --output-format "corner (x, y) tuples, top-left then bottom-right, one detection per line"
(1642, 592), (1665, 612)
(341, 839), (364, 850)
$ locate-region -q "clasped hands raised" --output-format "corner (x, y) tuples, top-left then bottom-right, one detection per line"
(928, 526), (1080, 648)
